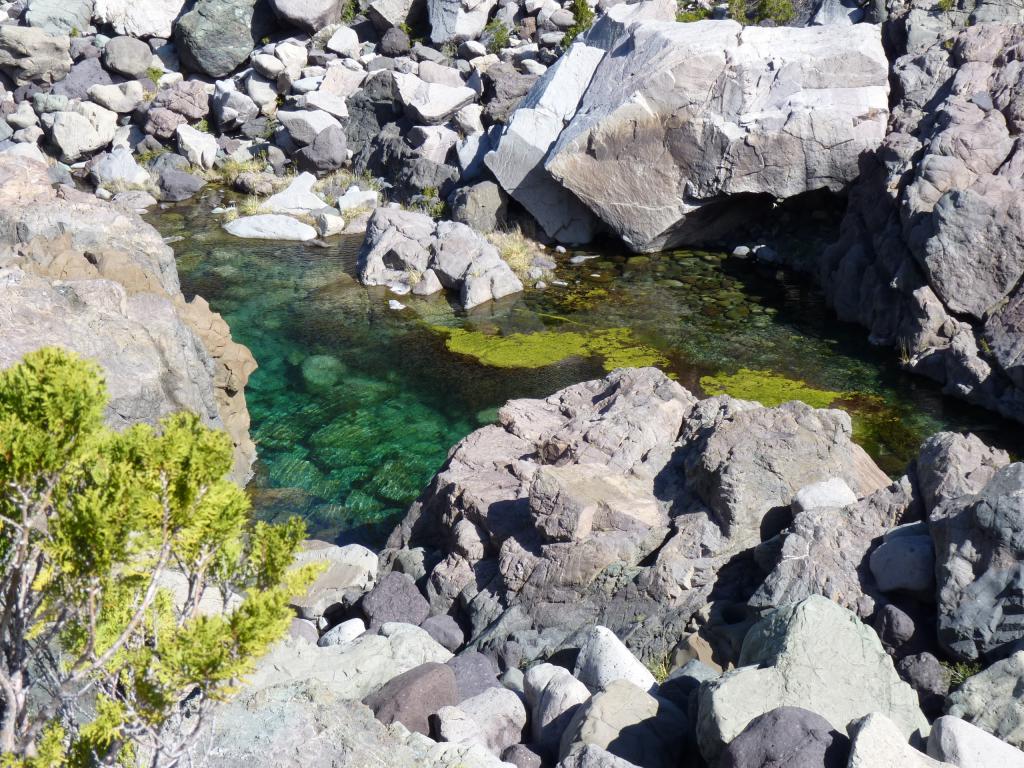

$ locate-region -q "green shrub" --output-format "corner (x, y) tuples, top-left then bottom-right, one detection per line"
(341, 0), (360, 22)
(0, 348), (317, 765)
(484, 19), (511, 53)
(676, 6), (712, 21)
(937, 0), (955, 11)
(562, 0), (597, 46)
(146, 66), (165, 84)
(757, 0), (795, 24)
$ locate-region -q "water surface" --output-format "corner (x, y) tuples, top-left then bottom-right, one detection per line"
(153, 202), (1011, 545)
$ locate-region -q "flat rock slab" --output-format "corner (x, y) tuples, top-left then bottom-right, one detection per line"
(224, 214), (318, 241)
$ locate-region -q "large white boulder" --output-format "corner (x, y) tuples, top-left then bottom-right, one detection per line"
(542, 20), (889, 251)
(93, 0), (188, 38)
(224, 214), (318, 241)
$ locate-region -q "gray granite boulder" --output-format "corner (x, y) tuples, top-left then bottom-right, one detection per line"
(360, 571), (431, 629)
(930, 462), (1024, 660)
(946, 650), (1024, 749)
(94, 0), (188, 38)
(521, 20), (889, 250)
(102, 35), (153, 78)
(269, 0), (342, 31)
(175, 0), (275, 78)
(927, 715), (1024, 768)
(24, 0), (93, 36)
(558, 680), (686, 768)
(696, 596), (928, 764)
(0, 25), (71, 86)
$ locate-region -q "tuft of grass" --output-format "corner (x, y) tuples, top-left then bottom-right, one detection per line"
(937, 0), (955, 11)
(195, 118), (211, 133)
(942, 659), (982, 688)
(412, 186), (446, 219)
(341, 0), (359, 22)
(484, 19), (511, 54)
(487, 227), (534, 279)
(562, 0), (596, 46)
(206, 154), (269, 186)
(239, 195), (266, 217)
(646, 656), (672, 684)
(136, 146), (170, 165)
(146, 66), (165, 84)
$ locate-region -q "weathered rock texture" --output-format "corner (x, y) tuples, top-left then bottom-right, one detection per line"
(487, 14), (889, 248)
(0, 156), (255, 482)
(387, 368), (889, 667)
(817, 15), (1024, 426)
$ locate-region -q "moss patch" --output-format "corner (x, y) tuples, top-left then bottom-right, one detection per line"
(436, 327), (670, 371)
(700, 368), (845, 409)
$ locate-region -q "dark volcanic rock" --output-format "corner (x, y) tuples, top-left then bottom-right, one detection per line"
(719, 707), (850, 768)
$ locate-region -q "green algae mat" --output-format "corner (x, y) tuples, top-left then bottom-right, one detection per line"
(153, 203), (1007, 545)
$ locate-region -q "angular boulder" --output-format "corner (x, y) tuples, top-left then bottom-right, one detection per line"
(946, 650), (1024, 749)
(696, 596), (928, 764)
(94, 0), (189, 38)
(930, 463), (1024, 660)
(175, 0), (275, 78)
(0, 25), (71, 86)
(558, 679), (687, 768)
(269, 0), (342, 31)
(543, 20), (889, 250)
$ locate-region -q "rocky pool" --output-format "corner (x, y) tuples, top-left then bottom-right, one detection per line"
(153, 203), (1009, 546)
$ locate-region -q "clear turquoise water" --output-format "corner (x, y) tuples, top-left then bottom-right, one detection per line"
(153, 202), (1010, 546)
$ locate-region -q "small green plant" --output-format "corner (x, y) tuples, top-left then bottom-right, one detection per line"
(936, 0), (955, 11)
(146, 66), (165, 84)
(441, 40), (459, 59)
(69, 27), (80, 38)
(341, 0), (360, 22)
(0, 348), (317, 763)
(676, 6), (712, 21)
(487, 227), (534, 279)
(562, 0), (596, 46)
(136, 146), (170, 165)
(727, 0), (747, 21)
(757, 0), (794, 24)
(240, 195), (266, 216)
(195, 118), (211, 133)
(413, 186), (446, 219)
(942, 660), (982, 688)
(646, 656), (672, 684)
(484, 19), (511, 54)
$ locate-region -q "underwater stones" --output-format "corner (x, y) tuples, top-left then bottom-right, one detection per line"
(301, 355), (345, 390)
(224, 214), (318, 241)
(696, 596), (928, 764)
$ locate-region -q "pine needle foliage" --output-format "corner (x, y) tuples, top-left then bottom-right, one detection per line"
(0, 348), (317, 767)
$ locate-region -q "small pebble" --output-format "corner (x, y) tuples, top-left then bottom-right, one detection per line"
(388, 300), (406, 311)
